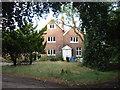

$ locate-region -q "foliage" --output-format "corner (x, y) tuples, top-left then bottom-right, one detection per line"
(74, 2), (120, 71)
(37, 57), (48, 61)
(55, 52), (63, 61)
(2, 23), (45, 66)
(2, 2), (66, 30)
(48, 56), (57, 61)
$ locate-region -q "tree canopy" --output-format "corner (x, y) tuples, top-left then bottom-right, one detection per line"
(74, 2), (120, 71)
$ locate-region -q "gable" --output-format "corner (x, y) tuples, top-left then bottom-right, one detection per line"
(63, 28), (84, 41)
(47, 20), (64, 31)
(62, 45), (72, 50)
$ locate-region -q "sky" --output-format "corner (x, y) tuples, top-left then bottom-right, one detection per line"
(33, 10), (80, 31)
(33, 11), (54, 30)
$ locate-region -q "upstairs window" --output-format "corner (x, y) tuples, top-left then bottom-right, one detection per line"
(70, 37), (78, 43)
(48, 24), (56, 29)
(47, 37), (56, 43)
(50, 24), (54, 28)
(47, 49), (56, 56)
(76, 47), (82, 57)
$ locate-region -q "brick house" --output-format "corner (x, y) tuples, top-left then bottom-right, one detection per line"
(43, 18), (84, 60)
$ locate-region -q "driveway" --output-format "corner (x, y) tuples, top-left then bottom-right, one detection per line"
(2, 74), (70, 88)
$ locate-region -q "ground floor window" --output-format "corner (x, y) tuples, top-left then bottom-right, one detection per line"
(76, 47), (82, 57)
(47, 49), (56, 56)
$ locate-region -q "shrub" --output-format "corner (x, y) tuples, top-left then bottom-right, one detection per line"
(36, 57), (48, 62)
(48, 56), (57, 61)
(56, 53), (63, 61)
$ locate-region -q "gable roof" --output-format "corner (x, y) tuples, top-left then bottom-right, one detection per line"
(47, 19), (84, 39)
(63, 29), (71, 36)
(62, 45), (72, 50)
(47, 20), (64, 32)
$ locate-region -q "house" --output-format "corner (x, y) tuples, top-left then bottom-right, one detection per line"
(43, 17), (84, 60)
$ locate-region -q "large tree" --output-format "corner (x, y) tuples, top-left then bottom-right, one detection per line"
(74, 2), (120, 71)
(2, 23), (45, 66)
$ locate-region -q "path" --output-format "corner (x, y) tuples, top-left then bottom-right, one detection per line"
(2, 74), (70, 88)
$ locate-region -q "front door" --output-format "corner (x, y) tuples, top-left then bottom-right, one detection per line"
(62, 45), (72, 60)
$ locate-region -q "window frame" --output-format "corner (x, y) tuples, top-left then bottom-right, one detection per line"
(47, 49), (56, 56)
(47, 37), (56, 43)
(47, 24), (56, 29)
(70, 37), (79, 43)
(76, 47), (82, 57)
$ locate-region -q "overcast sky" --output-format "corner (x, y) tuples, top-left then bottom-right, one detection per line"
(33, 11), (80, 31)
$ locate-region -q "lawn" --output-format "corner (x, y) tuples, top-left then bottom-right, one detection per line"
(2, 61), (119, 85)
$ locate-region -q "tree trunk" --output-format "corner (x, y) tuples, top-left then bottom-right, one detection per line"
(29, 53), (32, 65)
(10, 54), (17, 66)
(13, 58), (16, 66)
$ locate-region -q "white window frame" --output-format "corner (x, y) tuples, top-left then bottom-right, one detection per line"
(47, 49), (56, 56)
(47, 24), (56, 29)
(70, 37), (78, 43)
(47, 37), (56, 43)
(76, 47), (82, 57)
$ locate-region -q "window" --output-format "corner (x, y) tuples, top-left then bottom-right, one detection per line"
(76, 47), (82, 57)
(50, 24), (54, 28)
(47, 37), (56, 43)
(70, 37), (78, 43)
(48, 24), (56, 29)
(47, 49), (56, 56)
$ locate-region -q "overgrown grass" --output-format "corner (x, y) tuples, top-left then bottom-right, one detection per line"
(2, 61), (119, 85)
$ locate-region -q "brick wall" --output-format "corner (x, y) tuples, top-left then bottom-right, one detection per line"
(44, 24), (64, 55)
(63, 28), (84, 57)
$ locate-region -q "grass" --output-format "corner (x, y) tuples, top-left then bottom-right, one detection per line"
(2, 61), (119, 85)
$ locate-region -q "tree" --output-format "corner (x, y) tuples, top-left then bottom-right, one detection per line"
(2, 23), (46, 65)
(2, 2), (65, 31)
(74, 2), (120, 71)
(18, 23), (45, 65)
(60, 2), (84, 42)
(3, 28), (22, 66)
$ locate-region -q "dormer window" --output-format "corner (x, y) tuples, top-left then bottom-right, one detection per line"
(48, 24), (56, 29)
(70, 37), (78, 43)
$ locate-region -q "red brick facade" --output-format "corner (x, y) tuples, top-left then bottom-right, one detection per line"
(43, 19), (84, 59)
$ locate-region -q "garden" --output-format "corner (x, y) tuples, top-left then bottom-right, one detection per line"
(2, 61), (119, 85)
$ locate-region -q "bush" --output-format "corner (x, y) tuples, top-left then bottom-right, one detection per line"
(48, 56), (57, 61)
(36, 57), (48, 62)
(56, 53), (63, 61)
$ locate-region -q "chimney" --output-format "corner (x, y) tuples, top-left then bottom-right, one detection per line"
(72, 21), (76, 27)
(61, 17), (64, 30)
